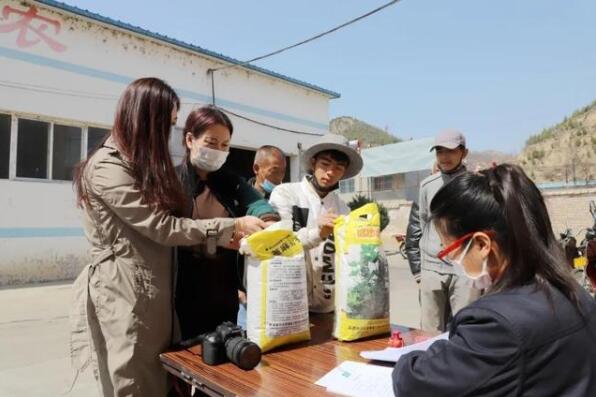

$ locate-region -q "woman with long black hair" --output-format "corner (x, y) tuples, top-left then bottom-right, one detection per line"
(393, 164), (596, 396)
(71, 78), (265, 397)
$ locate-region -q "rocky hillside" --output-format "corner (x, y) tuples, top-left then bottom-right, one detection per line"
(331, 116), (515, 167)
(519, 100), (596, 183)
(330, 116), (400, 147)
(467, 150), (517, 171)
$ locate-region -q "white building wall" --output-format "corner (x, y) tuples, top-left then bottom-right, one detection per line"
(0, 0), (334, 285)
(0, 0), (331, 152)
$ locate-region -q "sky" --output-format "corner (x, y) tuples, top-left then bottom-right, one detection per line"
(64, 0), (596, 154)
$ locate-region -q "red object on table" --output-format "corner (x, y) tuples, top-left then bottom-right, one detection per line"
(388, 330), (405, 348)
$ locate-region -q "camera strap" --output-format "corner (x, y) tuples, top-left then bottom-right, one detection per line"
(177, 333), (208, 349)
(206, 229), (217, 256)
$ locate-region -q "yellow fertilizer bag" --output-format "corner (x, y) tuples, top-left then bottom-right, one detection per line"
(333, 203), (390, 341)
(242, 221), (311, 352)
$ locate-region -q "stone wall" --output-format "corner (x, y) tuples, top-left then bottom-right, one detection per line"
(382, 186), (596, 244)
(543, 187), (596, 239)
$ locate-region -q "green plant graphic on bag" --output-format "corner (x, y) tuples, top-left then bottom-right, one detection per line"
(334, 203), (390, 341)
(346, 244), (389, 319)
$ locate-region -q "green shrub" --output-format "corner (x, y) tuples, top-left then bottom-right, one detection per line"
(531, 150), (545, 160)
(526, 128), (554, 146)
(524, 99), (596, 148)
(347, 194), (389, 231)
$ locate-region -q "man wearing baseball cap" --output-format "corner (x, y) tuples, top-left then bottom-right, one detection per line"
(269, 134), (363, 313)
(413, 129), (481, 332)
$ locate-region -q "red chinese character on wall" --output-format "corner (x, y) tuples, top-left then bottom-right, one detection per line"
(0, 5), (67, 52)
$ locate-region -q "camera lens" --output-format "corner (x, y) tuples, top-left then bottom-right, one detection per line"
(225, 337), (261, 370)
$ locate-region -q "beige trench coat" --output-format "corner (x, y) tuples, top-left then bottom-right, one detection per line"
(70, 137), (235, 397)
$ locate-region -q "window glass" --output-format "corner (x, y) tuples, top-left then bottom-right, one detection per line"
(52, 124), (82, 181)
(0, 114), (10, 179)
(339, 178), (355, 193)
(87, 127), (109, 155)
(372, 175), (393, 191)
(17, 119), (49, 179)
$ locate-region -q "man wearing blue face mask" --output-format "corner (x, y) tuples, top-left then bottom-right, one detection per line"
(248, 145), (287, 200)
(238, 146), (287, 329)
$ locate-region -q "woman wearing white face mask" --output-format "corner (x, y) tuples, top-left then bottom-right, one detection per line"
(438, 231), (495, 291)
(175, 105), (280, 341)
(392, 164), (596, 397)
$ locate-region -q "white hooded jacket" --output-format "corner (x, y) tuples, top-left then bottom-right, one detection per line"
(269, 176), (349, 313)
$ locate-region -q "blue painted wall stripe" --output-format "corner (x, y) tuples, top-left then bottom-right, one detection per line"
(176, 88), (328, 130)
(0, 227), (85, 238)
(0, 46), (131, 84)
(0, 46), (328, 131)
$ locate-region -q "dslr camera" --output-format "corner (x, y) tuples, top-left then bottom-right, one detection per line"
(202, 321), (261, 370)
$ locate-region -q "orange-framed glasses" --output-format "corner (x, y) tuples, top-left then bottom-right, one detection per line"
(437, 232), (475, 261)
(437, 231), (495, 260)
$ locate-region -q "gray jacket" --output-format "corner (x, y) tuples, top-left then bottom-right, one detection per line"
(419, 166), (467, 274)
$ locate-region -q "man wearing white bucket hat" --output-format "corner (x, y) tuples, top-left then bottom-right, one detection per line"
(269, 134), (363, 313)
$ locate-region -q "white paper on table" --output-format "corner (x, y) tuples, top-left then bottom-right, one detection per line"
(359, 332), (449, 362)
(315, 361), (393, 397)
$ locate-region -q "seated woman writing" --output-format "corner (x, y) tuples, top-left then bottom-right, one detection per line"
(393, 164), (596, 397)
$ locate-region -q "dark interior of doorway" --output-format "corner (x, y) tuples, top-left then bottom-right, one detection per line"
(223, 147), (291, 183)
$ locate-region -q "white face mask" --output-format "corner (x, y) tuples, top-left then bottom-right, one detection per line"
(451, 238), (492, 290)
(190, 146), (229, 172)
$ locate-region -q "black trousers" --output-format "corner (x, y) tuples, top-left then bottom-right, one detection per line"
(175, 248), (240, 340)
